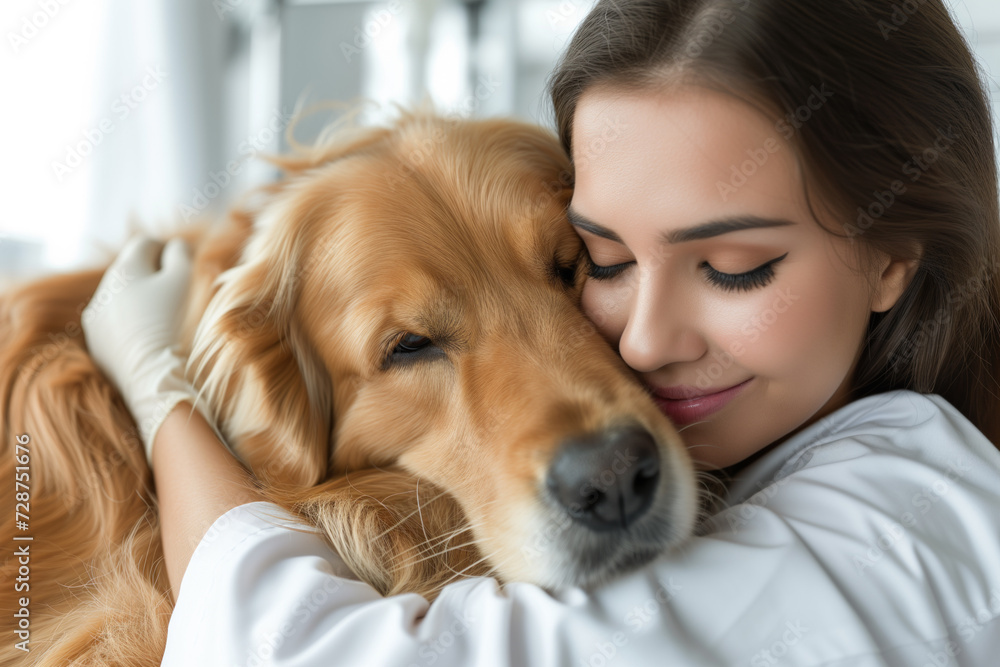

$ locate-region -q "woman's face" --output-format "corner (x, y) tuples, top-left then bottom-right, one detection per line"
(569, 84), (911, 470)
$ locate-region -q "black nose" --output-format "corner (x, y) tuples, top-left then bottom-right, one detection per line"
(545, 425), (660, 532)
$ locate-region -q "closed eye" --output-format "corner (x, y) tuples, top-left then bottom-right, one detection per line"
(584, 257), (634, 281)
(584, 252), (789, 293)
(702, 252), (788, 292)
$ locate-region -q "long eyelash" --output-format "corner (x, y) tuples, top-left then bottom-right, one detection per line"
(584, 252), (789, 290)
(584, 257), (633, 280)
(703, 252), (788, 292)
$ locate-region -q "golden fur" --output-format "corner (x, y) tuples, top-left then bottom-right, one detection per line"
(0, 109), (697, 665)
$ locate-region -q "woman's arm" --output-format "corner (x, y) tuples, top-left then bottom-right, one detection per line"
(161, 399), (1000, 666)
(153, 402), (264, 600)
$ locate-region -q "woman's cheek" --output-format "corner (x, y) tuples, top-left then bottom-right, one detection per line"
(581, 280), (631, 345)
(705, 283), (805, 373)
(748, 280), (829, 378)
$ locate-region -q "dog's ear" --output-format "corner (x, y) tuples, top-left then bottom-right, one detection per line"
(188, 203), (332, 487)
(186, 109), (428, 486)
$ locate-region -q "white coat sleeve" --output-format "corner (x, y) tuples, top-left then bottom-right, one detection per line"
(161, 434), (1000, 667)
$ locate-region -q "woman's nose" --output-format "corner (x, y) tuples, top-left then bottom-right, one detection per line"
(617, 270), (706, 374)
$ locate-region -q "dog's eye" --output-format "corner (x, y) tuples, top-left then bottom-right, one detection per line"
(385, 333), (444, 370)
(393, 333), (433, 354)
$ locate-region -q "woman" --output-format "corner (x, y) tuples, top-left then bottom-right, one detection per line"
(82, 0), (1000, 663)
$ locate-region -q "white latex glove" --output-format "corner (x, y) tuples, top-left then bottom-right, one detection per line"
(82, 234), (215, 466)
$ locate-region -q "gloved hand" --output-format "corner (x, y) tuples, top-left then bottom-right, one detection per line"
(82, 234), (214, 466)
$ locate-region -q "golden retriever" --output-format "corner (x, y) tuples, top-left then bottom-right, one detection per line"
(0, 108), (701, 666)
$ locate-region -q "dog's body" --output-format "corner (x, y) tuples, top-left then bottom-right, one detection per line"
(0, 110), (698, 665)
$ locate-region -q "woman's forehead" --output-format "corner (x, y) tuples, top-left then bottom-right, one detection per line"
(570, 85), (810, 235)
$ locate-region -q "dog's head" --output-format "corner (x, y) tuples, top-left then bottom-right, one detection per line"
(189, 110), (698, 590)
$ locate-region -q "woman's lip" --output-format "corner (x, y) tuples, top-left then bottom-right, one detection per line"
(651, 378), (754, 426)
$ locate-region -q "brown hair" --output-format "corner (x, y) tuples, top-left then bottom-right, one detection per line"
(548, 0), (1000, 446)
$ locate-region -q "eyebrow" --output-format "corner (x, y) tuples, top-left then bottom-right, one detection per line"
(566, 207), (796, 244)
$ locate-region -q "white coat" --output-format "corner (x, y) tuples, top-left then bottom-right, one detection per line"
(162, 390), (1000, 666)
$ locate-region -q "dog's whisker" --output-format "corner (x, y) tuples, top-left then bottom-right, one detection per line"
(401, 539), (482, 567)
(376, 518), (490, 569)
(413, 478), (432, 547)
(414, 526), (481, 551)
(404, 523), (489, 558)
(677, 419), (715, 433)
(353, 488), (473, 544)
(406, 522), (491, 558)
(432, 548), (503, 590)
(684, 442), (724, 450)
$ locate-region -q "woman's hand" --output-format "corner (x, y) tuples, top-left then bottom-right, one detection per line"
(81, 234), (205, 465)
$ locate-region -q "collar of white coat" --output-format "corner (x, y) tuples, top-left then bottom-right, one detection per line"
(721, 389), (940, 507)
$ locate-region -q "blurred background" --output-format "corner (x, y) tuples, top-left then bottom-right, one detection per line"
(1, 0), (999, 287)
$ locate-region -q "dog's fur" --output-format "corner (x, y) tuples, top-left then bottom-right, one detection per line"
(0, 110), (699, 665)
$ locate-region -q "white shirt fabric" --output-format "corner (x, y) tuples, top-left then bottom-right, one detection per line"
(162, 390), (1000, 666)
